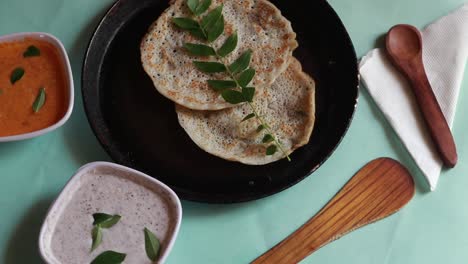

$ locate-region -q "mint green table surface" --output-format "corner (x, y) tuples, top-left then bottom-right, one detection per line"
(1, 0), (467, 263)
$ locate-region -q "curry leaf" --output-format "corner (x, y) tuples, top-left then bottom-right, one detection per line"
(217, 33), (238, 57)
(266, 145), (278, 155)
(91, 251), (126, 264)
(200, 5), (223, 30)
(206, 14), (224, 42)
(241, 87), (255, 102)
(257, 124), (265, 132)
(23, 45), (41, 57)
(184, 43), (216, 56)
(241, 113), (255, 122)
(207, 80), (237, 91)
(10, 67), (24, 84)
(172, 18), (207, 40)
(98, 215), (121, 228)
(172, 17), (199, 30)
(92, 213), (112, 225)
(221, 89), (245, 104)
(189, 28), (208, 40)
(187, 0), (199, 14)
(32, 87), (46, 113)
(144, 228), (161, 262)
(90, 226), (102, 252)
(237, 68), (255, 88)
(194, 0), (212, 15)
(229, 50), (252, 74)
(193, 61), (226, 73)
(262, 134), (275, 143)
(92, 213), (121, 228)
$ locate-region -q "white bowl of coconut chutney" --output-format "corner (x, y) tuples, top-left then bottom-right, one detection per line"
(39, 162), (182, 264)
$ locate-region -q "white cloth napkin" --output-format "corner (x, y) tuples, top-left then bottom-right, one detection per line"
(359, 3), (468, 191)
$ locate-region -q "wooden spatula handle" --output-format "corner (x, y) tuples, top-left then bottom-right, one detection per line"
(252, 158), (414, 264)
(406, 62), (458, 167)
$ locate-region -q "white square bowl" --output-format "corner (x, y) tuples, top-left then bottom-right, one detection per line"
(0, 32), (74, 142)
(39, 162), (183, 264)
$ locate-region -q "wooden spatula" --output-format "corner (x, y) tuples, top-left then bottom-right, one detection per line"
(252, 158), (415, 264)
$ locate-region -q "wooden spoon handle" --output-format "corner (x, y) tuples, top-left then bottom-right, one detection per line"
(252, 158), (415, 264)
(385, 24), (457, 167)
(407, 63), (458, 167)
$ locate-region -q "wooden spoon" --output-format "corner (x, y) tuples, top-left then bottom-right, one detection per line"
(385, 24), (457, 168)
(252, 158), (415, 264)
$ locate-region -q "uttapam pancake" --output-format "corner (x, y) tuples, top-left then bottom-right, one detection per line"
(141, 0), (298, 110)
(176, 58), (315, 165)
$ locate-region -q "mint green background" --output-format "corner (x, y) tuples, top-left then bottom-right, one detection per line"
(1, 0), (467, 263)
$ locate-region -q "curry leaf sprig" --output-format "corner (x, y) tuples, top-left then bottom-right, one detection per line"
(172, 0), (290, 160)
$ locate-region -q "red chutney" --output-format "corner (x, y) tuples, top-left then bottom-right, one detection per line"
(0, 38), (68, 137)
